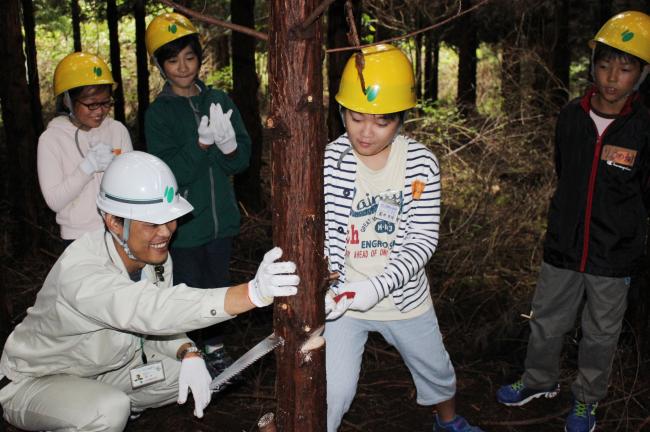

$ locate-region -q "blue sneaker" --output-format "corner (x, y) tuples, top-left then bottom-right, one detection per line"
(434, 414), (483, 432)
(565, 400), (597, 432)
(496, 379), (560, 406)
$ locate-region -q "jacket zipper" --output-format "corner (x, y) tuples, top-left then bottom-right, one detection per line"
(209, 167), (219, 238)
(579, 122), (613, 272)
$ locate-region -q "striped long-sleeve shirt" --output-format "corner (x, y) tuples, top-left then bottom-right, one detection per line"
(324, 134), (441, 312)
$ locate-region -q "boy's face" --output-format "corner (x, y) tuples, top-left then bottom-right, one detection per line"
(344, 110), (400, 164)
(592, 56), (642, 114)
(163, 44), (200, 96)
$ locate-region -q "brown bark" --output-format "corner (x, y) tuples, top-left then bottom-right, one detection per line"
(268, 0), (326, 430)
(134, 0), (148, 150)
(423, 32), (439, 102)
(107, 0), (126, 123)
(71, 0), (81, 52)
(0, 0), (40, 256)
(20, 0), (43, 136)
(232, 0), (264, 212)
(456, 0), (477, 113)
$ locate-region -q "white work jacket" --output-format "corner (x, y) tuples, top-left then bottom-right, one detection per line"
(0, 229), (233, 382)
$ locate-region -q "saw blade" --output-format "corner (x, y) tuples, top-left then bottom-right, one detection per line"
(209, 333), (284, 391)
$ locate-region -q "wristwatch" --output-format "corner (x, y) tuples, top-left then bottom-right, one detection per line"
(178, 345), (202, 360)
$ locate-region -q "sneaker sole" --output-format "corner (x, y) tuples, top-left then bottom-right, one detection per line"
(564, 423), (595, 432)
(499, 386), (560, 407)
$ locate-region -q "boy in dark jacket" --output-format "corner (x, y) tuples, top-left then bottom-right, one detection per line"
(496, 10), (650, 432)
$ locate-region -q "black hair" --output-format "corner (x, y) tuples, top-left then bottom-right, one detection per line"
(55, 84), (113, 114)
(341, 107), (406, 124)
(154, 34), (203, 66)
(593, 42), (645, 67)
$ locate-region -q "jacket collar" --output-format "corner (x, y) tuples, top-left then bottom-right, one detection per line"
(580, 85), (639, 117)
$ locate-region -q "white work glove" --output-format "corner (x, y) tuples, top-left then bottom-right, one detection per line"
(208, 103), (237, 154)
(324, 291), (354, 320)
(248, 247), (299, 307)
(197, 115), (215, 145)
(178, 356), (212, 418)
(80, 142), (114, 174)
(346, 279), (382, 312)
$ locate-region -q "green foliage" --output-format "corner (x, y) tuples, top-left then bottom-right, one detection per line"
(360, 13), (376, 44)
(205, 65), (233, 94)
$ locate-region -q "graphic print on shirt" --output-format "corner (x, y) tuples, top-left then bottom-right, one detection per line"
(347, 189), (403, 261)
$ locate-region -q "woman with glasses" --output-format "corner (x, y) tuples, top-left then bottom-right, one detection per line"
(37, 52), (133, 245)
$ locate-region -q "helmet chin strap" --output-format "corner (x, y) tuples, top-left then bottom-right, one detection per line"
(153, 57), (167, 80)
(64, 91), (78, 122)
(102, 212), (136, 260)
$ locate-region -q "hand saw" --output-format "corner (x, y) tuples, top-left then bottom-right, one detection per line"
(210, 333), (284, 391)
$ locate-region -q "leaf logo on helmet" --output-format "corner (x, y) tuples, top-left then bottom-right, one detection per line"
(366, 85), (380, 102)
(93, 66), (102, 77)
(621, 30), (634, 42)
(164, 186), (175, 203)
(168, 23), (178, 34)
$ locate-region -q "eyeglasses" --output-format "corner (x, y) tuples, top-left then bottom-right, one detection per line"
(75, 99), (114, 111)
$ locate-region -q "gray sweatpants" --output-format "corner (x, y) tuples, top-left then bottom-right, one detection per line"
(522, 262), (629, 403)
(0, 346), (180, 431)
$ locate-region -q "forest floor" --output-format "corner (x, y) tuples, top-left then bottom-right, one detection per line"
(2, 111), (650, 431)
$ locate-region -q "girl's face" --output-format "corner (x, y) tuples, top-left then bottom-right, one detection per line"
(72, 86), (112, 130)
(162, 44), (200, 97)
(344, 109), (400, 169)
(592, 56), (642, 114)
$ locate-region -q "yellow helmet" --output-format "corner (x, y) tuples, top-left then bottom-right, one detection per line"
(145, 12), (199, 57)
(335, 44), (416, 114)
(590, 10), (650, 64)
(53, 52), (116, 97)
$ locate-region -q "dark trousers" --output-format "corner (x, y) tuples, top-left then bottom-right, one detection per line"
(169, 237), (233, 288)
(169, 237), (234, 347)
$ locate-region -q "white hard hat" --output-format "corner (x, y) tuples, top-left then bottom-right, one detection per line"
(97, 151), (193, 224)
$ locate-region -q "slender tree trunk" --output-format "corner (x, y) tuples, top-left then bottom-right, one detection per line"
(21, 0), (43, 136)
(550, 0), (570, 108)
(232, 0), (263, 212)
(134, 0), (148, 150)
(268, 0), (326, 430)
(71, 0), (82, 52)
(414, 33), (423, 101)
(326, 0), (360, 140)
(456, 1), (477, 113)
(211, 34), (230, 70)
(0, 0), (40, 257)
(107, 0), (125, 123)
(423, 32), (439, 102)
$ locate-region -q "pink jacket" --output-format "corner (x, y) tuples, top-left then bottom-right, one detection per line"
(37, 116), (133, 239)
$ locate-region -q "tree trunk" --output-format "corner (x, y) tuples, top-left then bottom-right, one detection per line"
(456, 1), (477, 113)
(268, 1), (326, 430)
(134, 0), (148, 150)
(414, 32), (423, 102)
(326, 0), (360, 140)
(232, 0), (263, 212)
(71, 0), (82, 52)
(550, 0), (570, 108)
(211, 34), (230, 70)
(423, 32), (439, 102)
(0, 0), (40, 257)
(20, 0), (43, 136)
(107, 0), (125, 123)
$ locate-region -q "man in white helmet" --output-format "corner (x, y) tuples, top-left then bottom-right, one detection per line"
(0, 151), (299, 431)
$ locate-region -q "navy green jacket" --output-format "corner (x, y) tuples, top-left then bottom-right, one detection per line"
(145, 80), (251, 248)
(543, 88), (650, 277)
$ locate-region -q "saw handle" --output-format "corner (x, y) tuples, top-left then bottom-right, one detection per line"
(333, 291), (355, 303)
